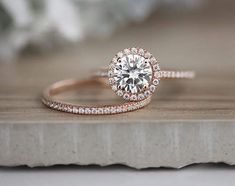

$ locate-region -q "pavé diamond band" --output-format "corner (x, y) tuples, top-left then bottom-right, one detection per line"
(42, 78), (151, 115)
(93, 47), (195, 101)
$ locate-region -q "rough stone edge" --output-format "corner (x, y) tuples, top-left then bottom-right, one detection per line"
(0, 120), (235, 169)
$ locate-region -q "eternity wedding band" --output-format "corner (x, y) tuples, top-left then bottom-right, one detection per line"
(42, 78), (151, 115)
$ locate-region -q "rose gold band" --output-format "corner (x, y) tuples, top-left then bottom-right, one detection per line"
(42, 78), (151, 115)
(93, 68), (195, 79)
(158, 70), (195, 79)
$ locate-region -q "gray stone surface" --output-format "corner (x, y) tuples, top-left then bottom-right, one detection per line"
(0, 121), (235, 169)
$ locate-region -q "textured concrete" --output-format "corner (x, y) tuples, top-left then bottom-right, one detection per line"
(0, 121), (235, 169)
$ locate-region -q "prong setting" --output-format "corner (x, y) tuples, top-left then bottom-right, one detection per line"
(108, 47), (161, 101)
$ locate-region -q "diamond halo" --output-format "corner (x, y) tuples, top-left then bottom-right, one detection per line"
(108, 47), (161, 101)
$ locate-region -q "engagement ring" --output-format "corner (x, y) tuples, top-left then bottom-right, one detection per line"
(93, 47), (195, 101)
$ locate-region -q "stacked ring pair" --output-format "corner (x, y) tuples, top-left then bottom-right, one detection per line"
(42, 47), (195, 115)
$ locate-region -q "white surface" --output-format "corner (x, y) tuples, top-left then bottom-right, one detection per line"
(0, 164), (235, 186)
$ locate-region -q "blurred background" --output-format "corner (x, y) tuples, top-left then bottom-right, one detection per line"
(0, 0), (234, 72)
(0, 0), (234, 79)
(0, 0), (204, 60)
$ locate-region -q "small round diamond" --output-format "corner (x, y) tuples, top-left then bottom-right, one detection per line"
(111, 107), (116, 114)
(73, 107), (78, 113)
(130, 95), (137, 101)
(123, 93), (130, 100)
(97, 108), (103, 114)
(150, 57), (157, 64)
(117, 90), (123, 96)
(92, 108), (98, 114)
(117, 52), (123, 58)
(112, 57), (117, 63)
(139, 48), (144, 55)
(128, 105), (134, 111)
(63, 106), (67, 111)
(109, 78), (115, 85)
(144, 90), (151, 97)
(138, 94), (145, 100)
(57, 104), (62, 109)
(154, 72), (160, 78)
(116, 106), (122, 113)
(122, 105), (127, 112)
(79, 107), (85, 114)
(85, 108), (91, 114)
(104, 107), (110, 114)
(131, 47), (137, 53)
(153, 64), (160, 71)
(145, 52), (151, 58)
(112, 85), (117, 91)
(109, 63), (115, 70)
(153, 79), (160, 85)
(68, 106), (73, 112)
(124, 48), (130, 54)
(108, 70), (113, 77)
(150, 85), (156, 92)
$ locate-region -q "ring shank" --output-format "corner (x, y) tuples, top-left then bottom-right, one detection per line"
(92, 68), (195, 79)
